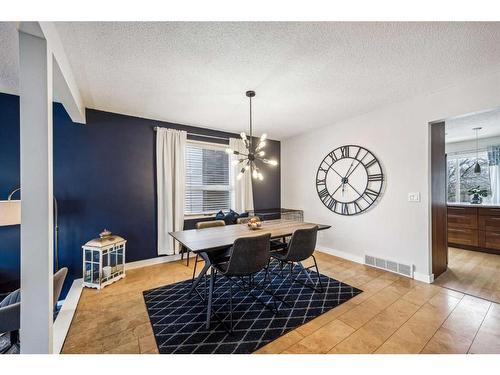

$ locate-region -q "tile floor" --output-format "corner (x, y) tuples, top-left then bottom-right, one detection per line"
(62, 251), (500, 354)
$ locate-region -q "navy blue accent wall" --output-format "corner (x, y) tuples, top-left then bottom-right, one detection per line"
(0, 93), (21, 292)
(0, 93), (281, 297)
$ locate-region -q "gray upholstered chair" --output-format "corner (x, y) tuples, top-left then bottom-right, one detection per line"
(211, 233), (274, 332)
(271, 226), (323, 292)
(0, 267), (68, 354)
(0, 289), (20, 354)
(53, 267), (68, 308)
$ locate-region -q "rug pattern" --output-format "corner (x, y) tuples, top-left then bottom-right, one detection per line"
(143, 260), (362, 354)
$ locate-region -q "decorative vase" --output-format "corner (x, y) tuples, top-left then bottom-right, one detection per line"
(470, 193), (482, 204)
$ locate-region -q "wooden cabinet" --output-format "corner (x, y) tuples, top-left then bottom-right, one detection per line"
(448, 205), (500, 254)
(448, 207), (477, 229)
(448, 227), (478, 246)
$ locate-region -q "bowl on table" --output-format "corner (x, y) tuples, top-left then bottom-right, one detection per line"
(247, 217), (262, 230)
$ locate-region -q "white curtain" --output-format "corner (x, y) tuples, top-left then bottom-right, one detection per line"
(490, 165), (500, 204)
(230, 138), (254, 212)
(156, 128), (187, 255)
(488, 146), (500, 205)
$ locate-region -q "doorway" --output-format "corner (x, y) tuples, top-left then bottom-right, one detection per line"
(431, 108), (500, 304)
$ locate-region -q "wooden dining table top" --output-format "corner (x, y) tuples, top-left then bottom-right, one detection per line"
(169, 219), (331, 253)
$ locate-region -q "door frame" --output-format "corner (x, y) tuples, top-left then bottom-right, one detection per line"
(428, 120), (448, 280)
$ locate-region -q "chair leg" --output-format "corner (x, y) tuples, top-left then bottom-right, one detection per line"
(191, 254), (199, 283)
(311, 254), (324, 292)
(206, 269), (215, 330)
(229, 279), (233, 333)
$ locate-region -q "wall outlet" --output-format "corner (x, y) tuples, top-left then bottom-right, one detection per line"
(408, 192), (420, 202)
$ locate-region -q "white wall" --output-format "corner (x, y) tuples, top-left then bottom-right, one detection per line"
(446, 135), (500, 154)
(281, 71), (500, 281)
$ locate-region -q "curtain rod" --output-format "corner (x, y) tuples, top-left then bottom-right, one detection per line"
(153, 126), (229, 141)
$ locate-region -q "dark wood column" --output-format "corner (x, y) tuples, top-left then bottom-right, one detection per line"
(430, 121), (448, 277)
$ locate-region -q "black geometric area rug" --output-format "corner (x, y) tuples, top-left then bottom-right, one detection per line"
(143, 260), (362, 354)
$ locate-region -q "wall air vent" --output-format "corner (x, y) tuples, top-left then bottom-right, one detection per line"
(364, 254), (414, 278)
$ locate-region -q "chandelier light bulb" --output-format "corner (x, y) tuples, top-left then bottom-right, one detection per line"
(237, 172), (244, 180)
(231, 159), (240, 166)
(233, 90), (278, 180)
(256, 141), (266, 151)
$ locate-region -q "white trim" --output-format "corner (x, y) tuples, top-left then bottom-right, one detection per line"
(125, 253), (191, 271)
(52, 278), (83, 354)
(315, 245), (364, 264)
(414, 272), (434, 283)
(315, 245), (434, 284)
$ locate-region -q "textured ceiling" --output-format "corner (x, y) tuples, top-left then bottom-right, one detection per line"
(446, 108), (500, 143)
(2, 22), (500, 139)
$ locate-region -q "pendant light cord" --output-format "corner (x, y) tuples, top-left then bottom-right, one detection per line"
(249, 95), (253, 151)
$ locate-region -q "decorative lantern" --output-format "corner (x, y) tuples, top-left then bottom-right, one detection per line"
(82, 229), (126, 289)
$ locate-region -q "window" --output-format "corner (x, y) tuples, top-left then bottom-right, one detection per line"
(447, 150), (491, 203)
(185, 141), (232, 215)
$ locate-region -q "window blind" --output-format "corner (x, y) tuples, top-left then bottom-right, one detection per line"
(185, 142), (232, 214)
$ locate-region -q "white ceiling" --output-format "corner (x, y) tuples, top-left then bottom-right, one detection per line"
(446, 108), (500, 144)
(2, 22), (500, 140)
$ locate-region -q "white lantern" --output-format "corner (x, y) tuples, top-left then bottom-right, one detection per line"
(82, 229), (126, 289)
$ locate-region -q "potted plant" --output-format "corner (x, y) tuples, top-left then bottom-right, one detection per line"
(468, 186), (488, 204)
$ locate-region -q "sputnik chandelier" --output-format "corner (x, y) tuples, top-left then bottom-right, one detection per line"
(226, 90), (278, 181)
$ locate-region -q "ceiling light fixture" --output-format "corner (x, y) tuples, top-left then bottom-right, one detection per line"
(225, 91), (278, 181)
(473, 127), (482, 174)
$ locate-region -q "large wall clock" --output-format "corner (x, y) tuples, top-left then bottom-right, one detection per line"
(316, 145), (384, 216)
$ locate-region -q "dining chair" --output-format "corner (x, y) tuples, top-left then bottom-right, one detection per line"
(210, 233), (278, 333)
(270, 226), (323, 292)
(190, 220), (228, 284)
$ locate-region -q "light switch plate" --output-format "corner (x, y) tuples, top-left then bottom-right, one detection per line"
(408, 192), (420, 202)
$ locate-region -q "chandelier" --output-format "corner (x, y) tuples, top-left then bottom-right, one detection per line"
(225, 90), (278, 181)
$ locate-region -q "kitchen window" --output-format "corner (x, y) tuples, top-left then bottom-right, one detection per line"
(447, 150), (491, 203)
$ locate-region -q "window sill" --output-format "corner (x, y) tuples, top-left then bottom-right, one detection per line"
(184, 214), (217, 221)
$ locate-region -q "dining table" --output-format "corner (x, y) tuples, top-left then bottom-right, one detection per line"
(169, 219), (332, 329)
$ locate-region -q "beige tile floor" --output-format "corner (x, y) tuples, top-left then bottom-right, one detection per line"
(434, 247), (500, 305)
(62, 251), (500, 354)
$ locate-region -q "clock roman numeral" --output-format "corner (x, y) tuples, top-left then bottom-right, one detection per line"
(364, 188), (379, 202)
(354, 201), (362, 213)
(365, 158), (377, 168)
(316, 178), (326, 187)
(318, 188), (329, 199)
(340, 146), (349, 158)
(327, 152), (338, 163)
(341, 203), (349, 215)
(368, 173), (383, 182)
(354, 147), (361, 160)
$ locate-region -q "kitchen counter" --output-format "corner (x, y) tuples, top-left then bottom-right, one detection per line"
(447, 202), (500, 208)
(447, 204), (500, 255)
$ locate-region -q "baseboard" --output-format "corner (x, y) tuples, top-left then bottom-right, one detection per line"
(414, 272), (434, 283)
(315, 245), (364, 264)
(53, 278), (83, 354)
(315, 245), (433, 284)
(125, 253), (190, 270)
